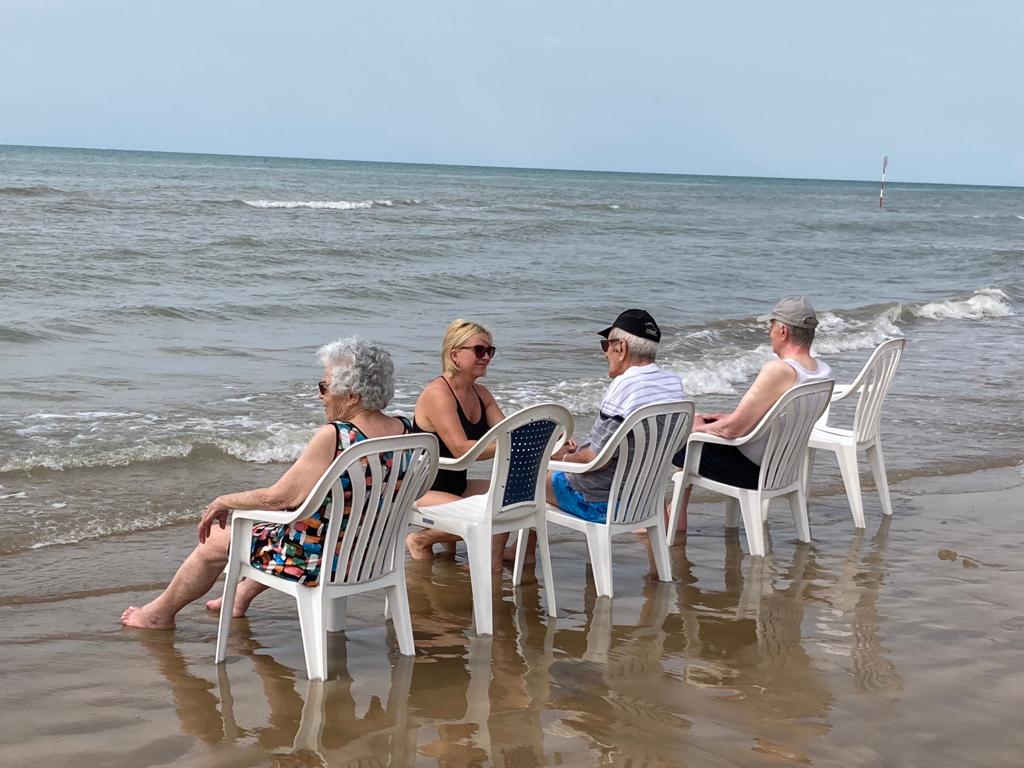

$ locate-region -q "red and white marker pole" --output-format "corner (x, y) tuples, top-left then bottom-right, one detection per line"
(879, 155), (888, 208)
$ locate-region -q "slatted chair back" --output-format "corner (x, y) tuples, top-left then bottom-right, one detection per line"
(488, 404), (574, 518)
(604, 402), (694, 526)
(307, 433), (438, 587)
(757, 381), (834, 491)
(850, 338), (906, 445)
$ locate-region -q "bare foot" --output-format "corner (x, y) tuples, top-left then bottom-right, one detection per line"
(204, 596), (248, 618)
(120, 604), (174, 630)
(406, 531), (436, 560)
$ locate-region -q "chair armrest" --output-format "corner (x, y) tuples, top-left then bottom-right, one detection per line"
(230, 508), (302, 525)
(830, 384), (854, 402)
(687, 430), (754, 448)
(548, 455), (613, 475)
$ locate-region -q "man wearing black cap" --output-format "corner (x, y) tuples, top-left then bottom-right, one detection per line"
(510, 309), (686, 564)
(548, 309), (686, 521)
(670, 297), (832, 534)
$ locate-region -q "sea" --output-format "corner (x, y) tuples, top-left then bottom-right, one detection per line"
(1, 144), (1022, 555)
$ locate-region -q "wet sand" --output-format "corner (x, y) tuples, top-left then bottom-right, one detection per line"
(2, 467), (1024, 767)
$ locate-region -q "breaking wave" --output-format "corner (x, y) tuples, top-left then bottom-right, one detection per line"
(242, 198), (419, 210)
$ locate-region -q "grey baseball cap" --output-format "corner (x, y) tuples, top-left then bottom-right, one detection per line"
(757, 297), (819, 329)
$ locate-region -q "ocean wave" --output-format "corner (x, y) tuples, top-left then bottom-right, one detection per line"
(0, 325), (52, 344)
(908, 287), (1012, 321)
(20, 507), (194, 555)
(0, 440), (301, 473)
(242, 198), (418, 210)
(0, 185), (62, 197)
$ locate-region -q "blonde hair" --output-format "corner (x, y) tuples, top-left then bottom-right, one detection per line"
(441, 319), (492, 377)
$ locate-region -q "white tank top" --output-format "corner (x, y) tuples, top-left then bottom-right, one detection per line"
(739, 357), (832, 465)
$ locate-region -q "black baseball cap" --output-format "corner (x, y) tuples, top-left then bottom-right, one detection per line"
(598, 309), (662, 343)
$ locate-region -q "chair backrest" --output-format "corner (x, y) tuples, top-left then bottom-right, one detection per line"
(849, 337), (906, 445)
(754, 380), (834, 491)
(603, 401), (695, 526)
(293, 433), (439, 588)
(482, 404), (574, 519)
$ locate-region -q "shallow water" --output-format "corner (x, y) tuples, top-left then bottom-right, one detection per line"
(1, 146), (1023, 553)
(2, 468), (1023, 766)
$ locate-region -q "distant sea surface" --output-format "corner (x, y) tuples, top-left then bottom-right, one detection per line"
(1, 145), (1022, 553)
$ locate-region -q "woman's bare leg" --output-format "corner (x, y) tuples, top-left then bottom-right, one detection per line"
(121, 526), (232, 629)
(406, 480), (489, 559)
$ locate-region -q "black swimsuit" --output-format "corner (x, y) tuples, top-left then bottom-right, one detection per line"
(414, 377), (489, 495)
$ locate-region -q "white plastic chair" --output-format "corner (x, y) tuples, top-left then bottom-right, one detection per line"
(214, 433), (439, 681)
(668, 381), (833, 557)
(542, 401), (694, 599)
(808, 337), (906, 528)
(409, 404), (573, 636)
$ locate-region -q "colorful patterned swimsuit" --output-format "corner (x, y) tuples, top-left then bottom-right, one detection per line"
(249, 417), (412, 587)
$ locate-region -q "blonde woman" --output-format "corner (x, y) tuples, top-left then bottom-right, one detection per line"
(406, 319), (506, 564)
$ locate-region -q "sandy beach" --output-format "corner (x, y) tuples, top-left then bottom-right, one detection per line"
(3, 466), (1023, 767)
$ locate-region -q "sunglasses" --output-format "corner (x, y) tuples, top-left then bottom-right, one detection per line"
(600, 338), (623, 353)
(317, 380), (328, 396)
(457, 344), (497, 359)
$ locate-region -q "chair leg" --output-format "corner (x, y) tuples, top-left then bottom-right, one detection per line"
(725, 497), (740, 529)
(214, 533), (243, 664)
(866, 442), (894, 516)
(835, 444), (867, 528)
(805, 447), (817, 498)
(738, 491), (766, 557)
(534, 521), (558, 619)
(325, 597), (347, 633)
(648, 520), (672, 583)
(667, 472), (688, 547)
(295, 589), (327, 681)
(511, 528), (527, 587)
(465, 532), (494, 636)
(789, 490), (811, 543)
(584, 527), (614, 599)
(387, 572), (415, 656)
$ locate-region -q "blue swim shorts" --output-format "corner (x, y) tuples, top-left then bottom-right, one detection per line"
(551, 471), (608, 523)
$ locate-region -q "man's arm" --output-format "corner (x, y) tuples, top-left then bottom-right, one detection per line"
(696, 360), (797, 439)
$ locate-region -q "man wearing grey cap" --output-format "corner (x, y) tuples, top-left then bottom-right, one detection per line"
(670, 297), (832, 536)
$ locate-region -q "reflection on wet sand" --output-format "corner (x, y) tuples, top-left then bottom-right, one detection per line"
(135, 516), (905, 766)
(812, 517), (903, 695)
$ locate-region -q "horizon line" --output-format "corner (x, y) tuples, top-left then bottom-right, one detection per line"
(2, 142), (1020, 190)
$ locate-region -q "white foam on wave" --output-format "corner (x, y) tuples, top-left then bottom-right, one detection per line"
(813, 307), (903, 356)
(911, 287), (1012, 321)
(215, 426), (311, 464)
(243, 199), (410, 210)
(0, 443), (195, 473)
(664, 348), (773, 396)
(27, 506), (192, 551)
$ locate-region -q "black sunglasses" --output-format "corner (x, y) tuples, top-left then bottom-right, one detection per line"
(600, 338), (624, 353)
(317, 380), (328, 396)
(457, 344), (496, 359)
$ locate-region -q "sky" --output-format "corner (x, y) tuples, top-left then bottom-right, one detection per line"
(1, 1), (1021, 186)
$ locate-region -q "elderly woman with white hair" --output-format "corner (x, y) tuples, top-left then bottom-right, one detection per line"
(121, 338), (413, 629)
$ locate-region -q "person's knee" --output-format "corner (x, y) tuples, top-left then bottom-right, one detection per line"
(197, 529), (231, 568)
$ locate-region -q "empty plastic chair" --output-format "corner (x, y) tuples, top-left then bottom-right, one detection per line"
(669, 381), (833, 557)
(544, 401), (694, 598)
(214, 433), (439, 680)
(409, 404), (573, 636)
(808, 337), (906, 527)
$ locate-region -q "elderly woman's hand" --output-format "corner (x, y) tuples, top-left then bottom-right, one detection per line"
(198, 497), (233, 544)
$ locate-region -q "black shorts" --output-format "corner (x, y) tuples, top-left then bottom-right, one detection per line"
(672, 442), (760, 490)
(429, 467), (469, 496)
